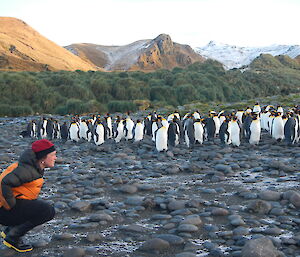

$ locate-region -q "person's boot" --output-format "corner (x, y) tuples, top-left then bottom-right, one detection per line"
(1, 226), (12, 239)
(3, 221), (35, 252)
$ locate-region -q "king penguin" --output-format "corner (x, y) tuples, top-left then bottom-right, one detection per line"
(105, 113), (113, 139)
(46, 118), (54, 139)
(168, 119), (180, 147)
(272, 112), (284, 141)
(60, 122), (69, 141)
(203, 116), (216, 141)
(183, 115), (195, 148)
(151, 118), (160, 142)
(155, 126), (168, 152)
(144, 115), (152, 136)
(39, 117), (48, 139)
(27, 120), (37, 138)
(79, 119), (89, 140)
(194, 119), (204, 144)
(124, 116), (135, 140)
(114, 116), (124, 143)
(243, 112), (252, 142)
(53, 120), (61, 139)
(253, 102), (261, 114)
(249, 114), (261, 145)
(219, 117), (231, 145)
(94, 120), (105, 145)
(277, 105), (284, 115)
(133, 119), (144, 142)
(230, 116), (241, 147)
(284, 114), (297, 145)
(69, 121), (80, 142)
(235, 110), (244, 125)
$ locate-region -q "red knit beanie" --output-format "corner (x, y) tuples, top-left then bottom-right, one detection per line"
(32, 139), (55, 160)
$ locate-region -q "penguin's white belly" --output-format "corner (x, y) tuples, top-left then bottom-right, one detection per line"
(194, 123), (203, 144)
(249, 122), (261, 145)
(156, 128), (168, 152)
(94, 125), (105, 145)
(115, 124), (124, 143)
(134, 124), (144, 142)
(230, 123), (240, 146)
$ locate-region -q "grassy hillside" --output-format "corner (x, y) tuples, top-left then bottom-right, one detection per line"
(0, 55), (299, 117)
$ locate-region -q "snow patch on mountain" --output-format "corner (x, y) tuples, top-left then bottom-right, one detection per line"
(195, 41), (300, 69)
(96, 40), (151, 70)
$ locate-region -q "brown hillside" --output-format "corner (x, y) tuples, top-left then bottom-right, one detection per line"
(0, 17), (96, 71)
(66, 34), (205, 71)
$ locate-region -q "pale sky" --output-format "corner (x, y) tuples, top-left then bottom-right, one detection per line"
(1, 0), (299, 48)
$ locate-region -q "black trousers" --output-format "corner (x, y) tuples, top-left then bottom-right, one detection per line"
(0, 199), (55, 227)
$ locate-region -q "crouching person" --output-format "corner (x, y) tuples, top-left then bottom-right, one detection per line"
(0, 139), (56, 252)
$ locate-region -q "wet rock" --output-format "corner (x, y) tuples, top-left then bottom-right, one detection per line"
(69, 200), (91, 212)
(289, 191), (300, 208)
(177, 224), (199, 232)
(32, 239), (50, 248)
(124, 196), (144, 206)
(151, 214), (172, 220)
(229, 217), (246, 226)
(52, 233), (74, 241)
(119, 224), (148, 233)
(175, 252), (197, 257)
(269, 207), (285, 216)
(139, 238), (170, 252)
(118, 184), (138, 194)
(180, 215), (203, 226)
(241, 237), (284, 257)
(247, 200), (272, 214)
(168, 200), (186, 210)
(155, 234), (184, 245)
(63, 247), (86, 257)
(88, 213), (113, 222)
(263, 227), (283, 235)
(215, 164), (232, 173)
(85, 233), (103, 242)
(233, 226), (250, 236)
(259, 190), (281, 201)
(211, 207), (229, 216)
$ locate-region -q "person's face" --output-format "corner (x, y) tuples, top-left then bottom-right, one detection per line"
(43, 151), (57, 168)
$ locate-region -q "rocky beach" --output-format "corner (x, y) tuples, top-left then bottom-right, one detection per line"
(0, 116), (299, 257)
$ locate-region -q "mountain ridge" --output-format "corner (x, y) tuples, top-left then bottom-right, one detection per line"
(1, 17), (300, 72)
(66, 34), (205, 71)
(195, 41), (300, 69)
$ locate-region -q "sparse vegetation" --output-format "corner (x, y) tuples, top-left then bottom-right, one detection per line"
(0, 54), (299, 117)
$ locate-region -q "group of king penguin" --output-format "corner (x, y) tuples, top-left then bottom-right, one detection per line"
(21, 103), (300, 152)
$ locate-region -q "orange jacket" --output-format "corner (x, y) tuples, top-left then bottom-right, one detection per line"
(0, 162), (44, 210)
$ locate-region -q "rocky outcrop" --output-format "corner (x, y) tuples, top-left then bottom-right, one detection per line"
(131, 34), (205, 71)
(67, 34), (205, 71)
